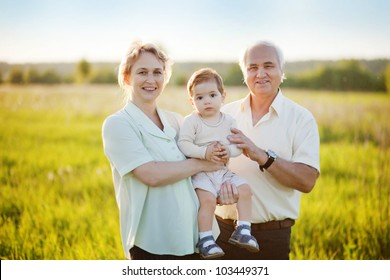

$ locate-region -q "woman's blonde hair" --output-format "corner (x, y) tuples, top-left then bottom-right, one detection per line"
(118, 41), (173, 90)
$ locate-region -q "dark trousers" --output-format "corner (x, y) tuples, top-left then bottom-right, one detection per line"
(215, 217), (292, 260)
(130, 246), (199, 260)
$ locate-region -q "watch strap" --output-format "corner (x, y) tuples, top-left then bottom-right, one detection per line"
(259, 151), (275, 172)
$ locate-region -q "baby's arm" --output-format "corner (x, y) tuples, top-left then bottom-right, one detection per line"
(177, 116), (207, 159)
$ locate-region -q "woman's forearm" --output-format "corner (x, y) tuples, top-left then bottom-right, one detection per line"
(132, 158), (220, 187)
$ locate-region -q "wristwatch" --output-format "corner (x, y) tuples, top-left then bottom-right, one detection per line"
(259, 149), (277, 172)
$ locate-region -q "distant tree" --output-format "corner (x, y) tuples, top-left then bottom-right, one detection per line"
(385, 62), (390, 94)
(25, 67), (41, 83)
(24, 67), (62, 84)
(40, 69), (62, 84)
(90, 68), (117, 84)
(63, 75), (75, 84)
(76, 59), (91, 83)
(0, 69), (3, 84)
(336, 60), (373, 90)
(8, 67), (24, 84)
(224, 64), (244, 86)
(171, 73), (188, 86)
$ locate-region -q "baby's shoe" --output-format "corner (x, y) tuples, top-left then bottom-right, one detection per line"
(197, 235), (225, 259)
(228, 224), (259, 252)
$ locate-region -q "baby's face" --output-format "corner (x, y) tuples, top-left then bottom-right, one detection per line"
(191, 80), (225, 118)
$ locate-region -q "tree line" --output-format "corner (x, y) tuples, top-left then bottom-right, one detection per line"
(1, 59), (390, 93)
(283, 60), (387, 92)
(0, 59), (117, 85)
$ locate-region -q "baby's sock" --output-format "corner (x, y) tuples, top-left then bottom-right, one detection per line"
(199, 231), (223, 254)
(237, 220), (258, 247)
(237, 221), (251, 235)
(237, 221), (257, 247)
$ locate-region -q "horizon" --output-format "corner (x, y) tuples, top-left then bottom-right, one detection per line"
(1, 0), (390, 63)
(1, 57), (389, 66)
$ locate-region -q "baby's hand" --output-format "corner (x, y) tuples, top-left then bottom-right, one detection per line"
(205, 142), (225, 163)
(217, 143), (230, 159)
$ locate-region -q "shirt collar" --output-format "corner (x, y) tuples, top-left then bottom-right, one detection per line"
(123, 102), (176, 140)
(240, 89), (284, 117)
(271, 89), (284, 116)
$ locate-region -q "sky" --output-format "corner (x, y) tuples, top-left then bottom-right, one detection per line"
(1, 0), (390, 63)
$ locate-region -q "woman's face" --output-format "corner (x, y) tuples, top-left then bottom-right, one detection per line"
(127, 52), (165, 105)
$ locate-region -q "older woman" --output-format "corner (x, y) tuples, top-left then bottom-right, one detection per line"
(102, 41), (223, 260)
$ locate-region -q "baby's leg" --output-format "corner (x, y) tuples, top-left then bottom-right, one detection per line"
(196, 188), (224, 258)
(236, 184), (252, 222)
(196, 188), (217, 232)
(230, 184), (259, 252)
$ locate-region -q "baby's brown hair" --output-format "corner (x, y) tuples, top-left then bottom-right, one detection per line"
(187, 68), (226, 97)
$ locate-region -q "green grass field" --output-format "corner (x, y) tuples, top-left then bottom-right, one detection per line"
(0, 84), (389, 260)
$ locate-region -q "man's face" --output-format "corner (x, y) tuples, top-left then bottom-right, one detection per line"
(244, 44), (283, 97)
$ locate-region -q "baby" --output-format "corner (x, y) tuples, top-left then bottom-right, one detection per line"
(178, 68), (259, 259)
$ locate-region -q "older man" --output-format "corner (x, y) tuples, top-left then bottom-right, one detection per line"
(215, 41), (320, 259)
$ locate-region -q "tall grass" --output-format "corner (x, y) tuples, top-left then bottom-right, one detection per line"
(0, 85), (389, 259)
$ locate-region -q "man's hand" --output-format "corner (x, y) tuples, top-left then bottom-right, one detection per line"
(227, 128), (264, 163)
(217, 181), (239, 205)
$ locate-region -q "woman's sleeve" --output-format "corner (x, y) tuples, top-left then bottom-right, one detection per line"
(102, 115), (154, 177)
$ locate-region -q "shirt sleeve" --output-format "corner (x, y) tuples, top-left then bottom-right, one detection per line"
(177, 115), (207, 159)
(291, 114), (321, 172)
(102, 114), (154, 177)
(163, 110), (184, 139)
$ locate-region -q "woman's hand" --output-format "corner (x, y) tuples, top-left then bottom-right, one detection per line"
(217, 181), (238, 205)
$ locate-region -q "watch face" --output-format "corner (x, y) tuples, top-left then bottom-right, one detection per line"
(267, 150), (277, 159)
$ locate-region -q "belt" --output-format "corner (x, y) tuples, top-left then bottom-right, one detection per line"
(216, 215), (295, 231)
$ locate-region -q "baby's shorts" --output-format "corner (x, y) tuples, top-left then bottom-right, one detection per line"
(192, 168), (247, 197)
